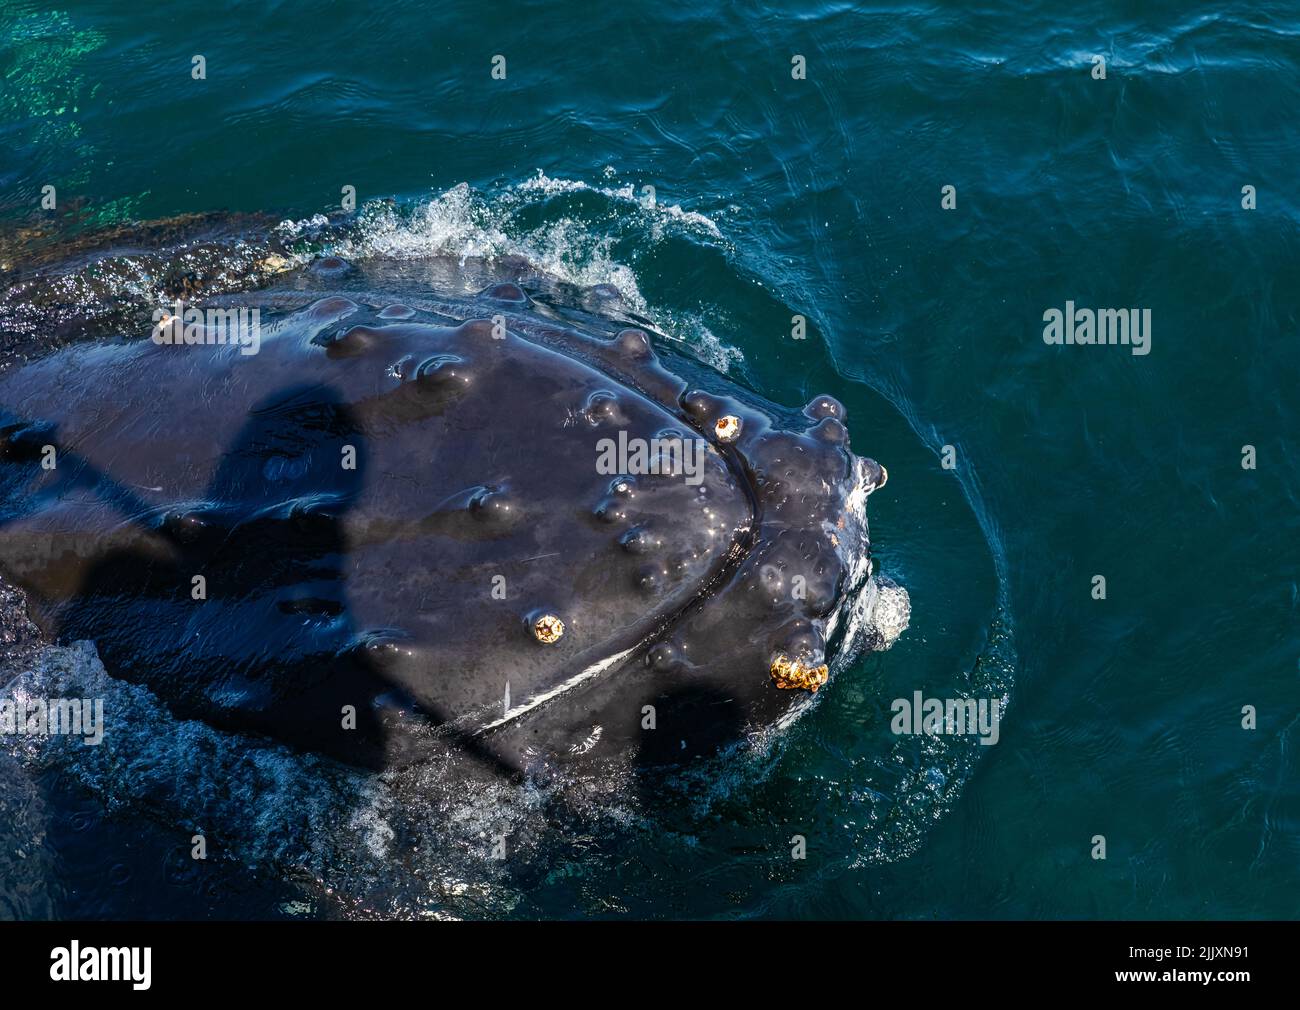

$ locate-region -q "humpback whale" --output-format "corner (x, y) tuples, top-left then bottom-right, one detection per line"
(0, 219), (909, 784)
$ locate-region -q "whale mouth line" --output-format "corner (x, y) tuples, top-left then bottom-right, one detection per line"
(478, 646), (638, 733)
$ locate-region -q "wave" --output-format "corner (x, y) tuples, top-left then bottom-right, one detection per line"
(280, 174), (744, 373)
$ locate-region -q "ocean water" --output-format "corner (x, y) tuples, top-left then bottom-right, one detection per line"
(0, 0), (1297, 919)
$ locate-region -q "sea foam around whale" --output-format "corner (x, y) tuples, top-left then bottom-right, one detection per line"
(278, 174), (746, 374)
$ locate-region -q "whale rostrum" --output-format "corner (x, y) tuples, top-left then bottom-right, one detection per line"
(0, 246), (908, 777)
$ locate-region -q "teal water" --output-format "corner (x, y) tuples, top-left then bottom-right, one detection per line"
(1, 0), (1297, 919)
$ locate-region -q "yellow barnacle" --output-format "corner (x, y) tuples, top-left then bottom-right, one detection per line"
(770, 653), (829, 692)
(533, 613), (565, 644)
(714, 415), (742, 443)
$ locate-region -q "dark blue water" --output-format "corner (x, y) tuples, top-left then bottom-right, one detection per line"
(1, 0), (1297, 919)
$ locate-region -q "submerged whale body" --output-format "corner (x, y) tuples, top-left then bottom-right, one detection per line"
(0, 238), (909, 781)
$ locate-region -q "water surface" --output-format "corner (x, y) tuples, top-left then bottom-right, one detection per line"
(0, 0), (1296, 919)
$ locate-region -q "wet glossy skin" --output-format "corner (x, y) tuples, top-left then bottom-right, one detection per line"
(0, 259), (902, 776)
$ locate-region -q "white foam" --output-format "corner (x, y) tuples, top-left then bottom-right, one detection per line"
(0, 637), (645, 915)
(513, 170), (724, 238)
(273, 175), (745, 373)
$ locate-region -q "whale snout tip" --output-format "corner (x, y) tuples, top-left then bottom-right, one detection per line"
(860, 458), (888, 494)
